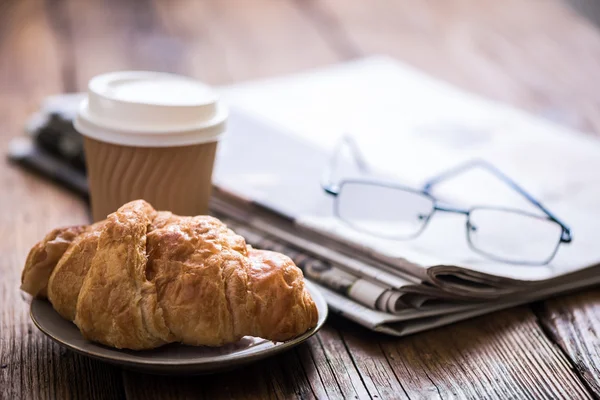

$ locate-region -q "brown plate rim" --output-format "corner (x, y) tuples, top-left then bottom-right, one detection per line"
(30, 280), (328, 369)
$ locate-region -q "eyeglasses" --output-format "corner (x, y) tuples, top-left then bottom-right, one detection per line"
(321, 136), (572, 265)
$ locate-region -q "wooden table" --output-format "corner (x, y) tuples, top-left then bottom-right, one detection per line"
(2, 0), (600, 398)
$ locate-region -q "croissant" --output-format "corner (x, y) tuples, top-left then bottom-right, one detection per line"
(21, 200), (318, 350)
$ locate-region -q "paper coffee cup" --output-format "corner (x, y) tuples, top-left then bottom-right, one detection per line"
(75, 71), (227, 221)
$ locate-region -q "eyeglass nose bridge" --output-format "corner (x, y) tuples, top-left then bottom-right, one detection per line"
(433, 204), (470, 215)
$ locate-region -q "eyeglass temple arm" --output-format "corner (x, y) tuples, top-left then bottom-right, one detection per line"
(422, 159), (572, 241)
(322, 135), (371, 194)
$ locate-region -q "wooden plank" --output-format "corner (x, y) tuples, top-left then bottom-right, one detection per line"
(121, 326), (375, 400)
(333, 316), (409, 399)
(62, 0), (188, 88)
(63, 0), (340, 88)
(121, 341), (320, 400)
(307, 0), (600, 134)
(303, 324), (371, 399)
(151, 0), (341, 84)
(536, 289), (600, 397)
(121, 352), (304, 400)
(332, 308), (592, 399)
(0, 0), (125, 399)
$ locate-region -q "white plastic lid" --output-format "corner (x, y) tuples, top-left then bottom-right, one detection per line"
(74, 71), (227, 147)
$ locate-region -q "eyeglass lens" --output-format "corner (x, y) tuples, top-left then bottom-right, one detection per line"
(467, 208), (563, 264)
(336, 182), (435, 239)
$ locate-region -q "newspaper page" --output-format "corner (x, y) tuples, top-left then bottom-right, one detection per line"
(217, 56), (600, 283)
(314, 264), (600, 336)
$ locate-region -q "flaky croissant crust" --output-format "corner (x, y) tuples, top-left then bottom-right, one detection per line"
(21, 200), (318, 350)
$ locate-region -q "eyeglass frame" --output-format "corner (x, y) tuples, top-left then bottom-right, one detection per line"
(321, 135), (573, 266)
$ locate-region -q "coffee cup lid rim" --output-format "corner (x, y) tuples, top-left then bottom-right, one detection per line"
(75, 71), (227, 147)
(88, 71), (217, 107)
(75, 101), (227, 147)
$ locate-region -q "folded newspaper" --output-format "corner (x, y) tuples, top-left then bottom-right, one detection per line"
(13, 56), (600, 335)
(212, 56), (600, 334)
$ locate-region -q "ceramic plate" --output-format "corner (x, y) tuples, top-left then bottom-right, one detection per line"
(30, 280), (327, 375)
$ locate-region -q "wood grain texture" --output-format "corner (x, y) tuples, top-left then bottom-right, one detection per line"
(333, 316), (409, 399)
(536, 289), (600, 397)
(0, 0), (125, 399)
(122, 349), (311, 400)
(308, 0), (600, 135)
(329, 310), (592, 400)
(303, 324), (371, 399)
(62, 0), (339, 89)
(121, 325), (373, 399)
(151, 0), (341, 84)
(62, 0), (187, 87)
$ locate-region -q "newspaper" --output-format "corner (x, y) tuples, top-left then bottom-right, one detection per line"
(209, 57), (600, 333)
(315, 273), (600, 335)
(216, 57), (600, 285)
(213, 107), (600, 300)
